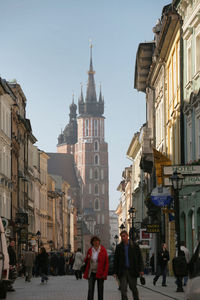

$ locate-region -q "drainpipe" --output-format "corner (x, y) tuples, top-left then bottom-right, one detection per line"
(180, 18), (185, 165)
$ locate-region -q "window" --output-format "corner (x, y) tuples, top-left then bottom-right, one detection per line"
(97, 214), (100, 224)
(94, 154), (99, 165)
(94, 120), (98, 136)
(94, 141), (99, 151)
(196, 34), (200, 73)
(177, 43), (180, 87)
(94, 184), (99, 195)
(94, 199), (99, 210)
(198, 119), (200, 158)
(102, 184), (105, 194)
(85, 119), (89, 136)
(173, 51), (176, 96)
(89, 168), (93, 179)
(168, 62), (172, 107)
(89, 183), (92, 194)
(188, 46), (192, 82)
(102, 214), (105, 224)
(187, 122), (192, 162)
(94, 169), (99, 180)
(101, 169), (104, 180)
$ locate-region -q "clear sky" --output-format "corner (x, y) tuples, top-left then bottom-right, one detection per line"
(0, 0), (170, 210)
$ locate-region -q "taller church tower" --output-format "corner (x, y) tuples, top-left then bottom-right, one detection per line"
(56, 45), (110, 249)
(75, 45), (110, 248)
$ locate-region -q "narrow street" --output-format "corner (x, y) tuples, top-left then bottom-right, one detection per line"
(6, 275), (185, 300)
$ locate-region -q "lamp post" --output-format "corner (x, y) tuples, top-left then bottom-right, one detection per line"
(128, 207), (136, 241)
(36, 230), (41, 254)
(169, 170), (184, 292)
(114, 234), (119, 247)
(119, 223), (125, 232)
(49, 240), (53, 252)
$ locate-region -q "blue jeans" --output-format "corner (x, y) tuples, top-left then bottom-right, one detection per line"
(154, 265), (167, 285)
(41, 273), (48, 282)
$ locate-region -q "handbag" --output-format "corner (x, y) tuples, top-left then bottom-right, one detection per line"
(140, 276), (145, 285)
(81, 262), (87, 273)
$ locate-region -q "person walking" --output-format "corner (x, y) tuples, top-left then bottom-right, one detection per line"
(113, 230), (144, 300)
(180, 241), (190, 286)
(153, 243), (170, 287)
(38, 247), (49, 284)
(150, 253), (155, 275)
(7, 240), (17, 292)
(73, 248), (84, 280)
(83, 236), (109, 300)
(24, 247), (35, 282)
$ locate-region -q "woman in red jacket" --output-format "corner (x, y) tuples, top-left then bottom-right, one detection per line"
(84, 236), (109, 300)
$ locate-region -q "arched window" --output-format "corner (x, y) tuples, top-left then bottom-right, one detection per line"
(94, 169), (99, 180)
(94, 141), (99, 151)
(102, 184), (105, 194)
(101, 169), (104, 179)
(94, 184), (99, 195)
(94, 120), (98, 136)
(94, 154), (99, 165)
(89, 168), (93, 179)
(94, 199), (99, 210)
(85, 119), (89, 136)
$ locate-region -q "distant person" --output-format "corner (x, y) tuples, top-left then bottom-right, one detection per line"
(150, 253), (155, 275)
(50, 252), (58, 276)
(83, 236), (109, 300)
(73, 248), (84, 280)
(24, 247), (35, 282)
(7, 240), (17, 292)
(38, 247), (49, 284)
(180, 241), (190, 286)
(58, 252), (66, 275)
(153, 243), (170, 287)
(113, 230), (144, 300)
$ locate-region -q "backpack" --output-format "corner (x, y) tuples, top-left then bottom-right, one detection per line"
(188, 242), (200, 279)
(172, 250), (188, 277)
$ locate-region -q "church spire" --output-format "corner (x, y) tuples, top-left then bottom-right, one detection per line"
(85, 43), (97, 103)
(99, 83), (103, 103)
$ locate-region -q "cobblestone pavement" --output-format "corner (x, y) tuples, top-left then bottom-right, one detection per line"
(5, 275), (185, 300)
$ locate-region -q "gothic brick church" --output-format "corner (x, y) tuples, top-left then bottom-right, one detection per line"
(57, 46), (110, 249)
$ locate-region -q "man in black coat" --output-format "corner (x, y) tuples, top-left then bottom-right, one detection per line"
(7, 240), (17, 291)
(113, 230), (144, 300)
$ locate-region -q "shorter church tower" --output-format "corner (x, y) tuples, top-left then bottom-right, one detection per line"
(57, 96), (77, 154)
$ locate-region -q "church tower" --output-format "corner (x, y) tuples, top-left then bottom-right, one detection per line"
(57, 95), (77, 154)
(75, 45), (110, 248)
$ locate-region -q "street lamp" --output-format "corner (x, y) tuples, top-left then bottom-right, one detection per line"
(119, 223), (125, 231)
(36, 230), (41, 254)
(49, 240), (53, 251)
(169, 170), (184, 292)
(128, 207), (136, 241)
(114, 234), (119, 247)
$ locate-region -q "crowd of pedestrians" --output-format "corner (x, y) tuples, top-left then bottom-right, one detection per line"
(6, 235), (200, 300)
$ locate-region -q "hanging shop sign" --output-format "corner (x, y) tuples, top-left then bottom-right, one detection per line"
(163, 165), (200, 175)
(146, 224), (160, 233)
(164, 175), (200, 186)
(151, 186), (172, 206)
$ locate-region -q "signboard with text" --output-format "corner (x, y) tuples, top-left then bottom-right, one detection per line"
(146, 224), (160, 233)
(164, 175), (200, 186)
(163, 165), (200, 175)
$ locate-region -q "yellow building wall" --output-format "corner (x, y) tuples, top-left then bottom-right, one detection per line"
(166, 27), (181, 165)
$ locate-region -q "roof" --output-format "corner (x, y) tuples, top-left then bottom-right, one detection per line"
(47, 153), (79, 188)
(134, 42), (155, 92)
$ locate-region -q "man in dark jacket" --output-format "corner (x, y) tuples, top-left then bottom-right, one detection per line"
(7, 240), (17, 291)
(153, 243), (170, 286)
(113, 230), (144, 300)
